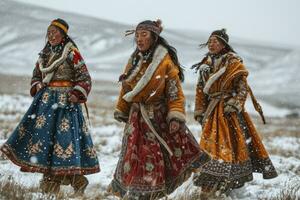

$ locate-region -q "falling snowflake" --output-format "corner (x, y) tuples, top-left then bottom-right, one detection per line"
(51, 103), (58, 110)
(30, 114), (36, 119)
(30, 156), (38, 164)
(246, 138), (252, 144)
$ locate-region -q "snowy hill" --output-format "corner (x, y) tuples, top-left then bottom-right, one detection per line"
(0, 0), (299, 111)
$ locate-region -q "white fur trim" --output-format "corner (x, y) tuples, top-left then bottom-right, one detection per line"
(199, 64), (210, 72)
(73, 85), (88, 98)
(167, 111), (186, 123)
(122, 45), (168, 102)
(42, 72), (54, 84)
(203, 67), (226, 94)
(39, 42), (73, 73)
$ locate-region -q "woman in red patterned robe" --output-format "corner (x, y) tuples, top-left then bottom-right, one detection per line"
(108, 19), (210, 200)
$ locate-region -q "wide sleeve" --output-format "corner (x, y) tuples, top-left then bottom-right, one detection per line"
(115, 61), (132, 119)
(165, 61), (186, 123)
(226, 75), (248, 112)
(30, 62), (43, 97)
(68, 48), (92, 103)
(194, 75), (208, 120)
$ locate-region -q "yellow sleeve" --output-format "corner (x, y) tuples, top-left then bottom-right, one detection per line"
(165, 60), (186, 123)
(224, 56), (249, 112)
(115, 60), (132, 117)
(115, 82), (131, 116)
(194, 81), (208, 120)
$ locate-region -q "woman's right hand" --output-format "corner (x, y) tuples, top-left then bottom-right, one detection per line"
(114, 110), (128, 123)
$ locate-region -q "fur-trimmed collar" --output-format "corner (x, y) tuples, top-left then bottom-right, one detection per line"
(125, 52), (143, 82)
(39, 42), (73, 74)
(39, 42), (73, 84)
(122, 45), (168, 102)
(201, 52), (234, 94)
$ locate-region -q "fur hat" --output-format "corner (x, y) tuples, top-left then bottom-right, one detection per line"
(125, 19), (163, 36)
(210, 28), (235, 52)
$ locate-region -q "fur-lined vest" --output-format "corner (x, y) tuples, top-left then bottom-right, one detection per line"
(115, 45), (186, 122)
(30, 42), (91, 103)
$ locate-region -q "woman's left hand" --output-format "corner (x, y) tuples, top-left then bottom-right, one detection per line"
(169, 120), (180, 134)
(68, 94), (79, 103)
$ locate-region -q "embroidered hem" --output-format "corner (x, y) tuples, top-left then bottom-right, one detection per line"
(1, 144), (100, 175)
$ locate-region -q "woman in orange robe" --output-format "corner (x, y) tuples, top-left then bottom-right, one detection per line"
(192, 29), (277, 196)
(108, 20), (210, 199)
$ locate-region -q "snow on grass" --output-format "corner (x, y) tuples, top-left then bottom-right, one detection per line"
(0, 93), (299, 200)
(0, 94), (32, 113)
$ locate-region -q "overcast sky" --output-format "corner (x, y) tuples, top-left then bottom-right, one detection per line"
(16, 0), (299, 47)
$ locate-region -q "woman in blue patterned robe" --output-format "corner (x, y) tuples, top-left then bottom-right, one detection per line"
(0, 18), (100, 196)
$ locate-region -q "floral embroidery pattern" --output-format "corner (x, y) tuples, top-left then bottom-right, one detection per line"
(124, 161), (131, 174)
(42, 92), (50, 103)
(35, 115), (46, 129)
(59, 118), (70, 132)
(58, 93), (67, 105)
(145, 131), (156, 142)
(54, 142), (74, 160)
(82, 122), (89, 135)
(18, 125), (26, 139)
(174, 148), (182, 158)
(85, 146), (97, 159)
(145, 162), (155, 172)
(27, 139), (43, 155)
(168, 79), (178, 101)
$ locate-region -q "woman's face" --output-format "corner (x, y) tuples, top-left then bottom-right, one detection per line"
(135, 30), (153, 52)
(208, 36), (225, 54)
(47, 25), (64, 46)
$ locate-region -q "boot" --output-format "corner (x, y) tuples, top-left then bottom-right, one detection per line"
(40, 175), (60, 194)
(70, 175), (89, 197)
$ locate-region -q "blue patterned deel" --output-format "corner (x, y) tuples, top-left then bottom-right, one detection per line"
(1, 87), (100, 175)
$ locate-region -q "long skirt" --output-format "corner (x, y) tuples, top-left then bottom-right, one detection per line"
(0, 86), (100, 175)
(110, 103), (210, 199)
(193, 111), (277, 193)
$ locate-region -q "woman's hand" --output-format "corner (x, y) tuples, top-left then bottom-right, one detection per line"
(68, 94), (79, 103)
(114, 110), (128, 123)
(169, 119), (180, 134)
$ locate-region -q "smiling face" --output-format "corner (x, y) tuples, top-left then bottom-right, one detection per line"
(135, 29), (153, 52)
(47, 25), (64, 46)
(208, 36), (225, 54)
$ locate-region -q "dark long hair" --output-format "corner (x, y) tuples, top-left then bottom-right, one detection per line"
(130, 33), (185, 82)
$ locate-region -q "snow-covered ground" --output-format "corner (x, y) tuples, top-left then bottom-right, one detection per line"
(0, 94), (299, 200)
